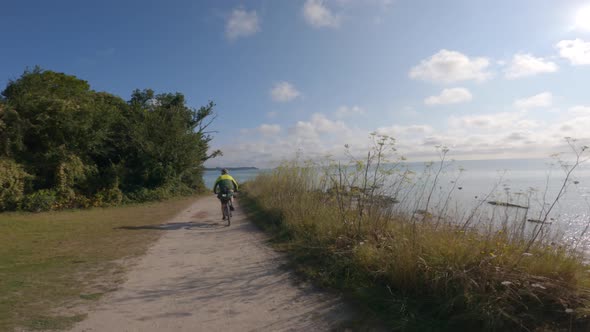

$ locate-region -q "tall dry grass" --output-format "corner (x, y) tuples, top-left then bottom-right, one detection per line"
(244, 135), (590, 331)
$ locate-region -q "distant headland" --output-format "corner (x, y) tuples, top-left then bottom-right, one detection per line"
(204, 167), (258, 171)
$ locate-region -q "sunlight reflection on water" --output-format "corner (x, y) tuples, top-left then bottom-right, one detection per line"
(398, 159), (590, 249)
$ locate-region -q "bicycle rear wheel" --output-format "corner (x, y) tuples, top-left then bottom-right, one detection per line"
(224, 202), (231, 226)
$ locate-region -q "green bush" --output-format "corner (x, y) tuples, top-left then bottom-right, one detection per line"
(70, 195), (92, 209)
(125, 187), (168, 203)
(93, 187), (123, 207)
(0, 68), (219, 211)
(54, 153), (95, 199)
(125, 183), (195, 203)
(20, 189), (58, 212)
(0, 159), (30, 211)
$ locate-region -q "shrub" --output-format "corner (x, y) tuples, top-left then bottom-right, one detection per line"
(54, 153), (96, 199)
(0, 159), (30, 211)
(93, 187), (124, 207)
(125, 182), (195, 203)
(0, 68), (220, 211)
(20, 189), (58, 212)
(125, 187), (172, 203)
(70, 195), (92, 209)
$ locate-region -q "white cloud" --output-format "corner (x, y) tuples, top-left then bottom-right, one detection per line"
(295, 113), (348, 136)
(409, 50), (492, 84)
(335, 0), (394, 8)
(569, 106), (590, 116)
(303, 0), (341, 28)
(335, 105), (366, 117)
(376, 124), (434, 138)
(556, 39), (590, 65)
(227, 113), (356, 163)
(257, 124), (281, 136)
(270, 82), (301, 102)
(209, 101), (590, 167)
(226, 8), (260, 40)
(574, 6), (590, 32)
(449, 112), (538, 132)
(504, 53), (558, 79)
(513, 92), (553, 110)
(505, 132), (527, 141)
(210, 107), (590, 167)
(548, 107), (590, 140)
(424, 88), (473, 106)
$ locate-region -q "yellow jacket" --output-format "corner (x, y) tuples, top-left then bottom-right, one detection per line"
(213, 174), (239, 193)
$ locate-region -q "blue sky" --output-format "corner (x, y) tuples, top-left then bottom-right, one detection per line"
(2, 0), (590, 167)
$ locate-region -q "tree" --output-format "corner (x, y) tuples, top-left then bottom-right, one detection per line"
(3, 68), (93, 189)
(122, 91), (219, 192)
(0, 67), (220, 210)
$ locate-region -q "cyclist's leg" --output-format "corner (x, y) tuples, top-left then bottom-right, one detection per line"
(228, 190), (235, 211)
(218, 197), (226, 219)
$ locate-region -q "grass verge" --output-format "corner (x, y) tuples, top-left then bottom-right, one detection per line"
(0, 196), (198, 331)
(242, 165), (590, 332)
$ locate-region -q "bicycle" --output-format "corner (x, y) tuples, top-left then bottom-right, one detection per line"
(219, 192), (233, 226)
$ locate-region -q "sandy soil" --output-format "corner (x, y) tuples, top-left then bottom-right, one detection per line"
(69, 196), (364, 332)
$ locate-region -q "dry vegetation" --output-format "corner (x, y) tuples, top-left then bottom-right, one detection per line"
(243, 135), (590, 331)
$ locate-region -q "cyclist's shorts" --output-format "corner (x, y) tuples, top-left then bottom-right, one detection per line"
(217, 191), (233, 201)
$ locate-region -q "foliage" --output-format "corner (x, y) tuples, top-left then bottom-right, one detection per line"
(0, 67), (219, 211)
(122, 89), (218, 193)
(93, 187), (123, 207)
(20, 189), (57, 212)
(0, 158), (31, 211)
(243, 137), (590, 331)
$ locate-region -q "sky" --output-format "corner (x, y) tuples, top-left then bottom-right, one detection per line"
(2, 0), (590, 167)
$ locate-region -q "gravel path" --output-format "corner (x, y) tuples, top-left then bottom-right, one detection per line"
(70, 196), (360, 332)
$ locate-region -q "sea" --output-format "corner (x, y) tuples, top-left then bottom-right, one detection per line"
(204, 159), (590, 246)
(402, 158), (590, 245)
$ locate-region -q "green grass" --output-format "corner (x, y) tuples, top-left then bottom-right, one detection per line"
(242, 165), (590, 331)
(0, 196), (198, 331)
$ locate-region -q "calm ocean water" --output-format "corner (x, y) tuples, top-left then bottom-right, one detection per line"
(403, 159), (590, 244)
(204, 159), (590, 244)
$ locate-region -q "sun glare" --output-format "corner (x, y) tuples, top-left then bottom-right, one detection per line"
(575, 5), (590, 31)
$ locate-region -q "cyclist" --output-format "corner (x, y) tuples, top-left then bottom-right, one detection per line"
(213, 168), (239, 219)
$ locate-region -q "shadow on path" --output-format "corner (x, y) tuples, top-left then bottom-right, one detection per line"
(116, 221), (227, 231)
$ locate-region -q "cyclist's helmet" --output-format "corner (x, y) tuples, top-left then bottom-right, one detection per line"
(221, 168), (228, 174)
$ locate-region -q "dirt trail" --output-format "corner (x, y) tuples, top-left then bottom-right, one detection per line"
(70, 196), (360, 332)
